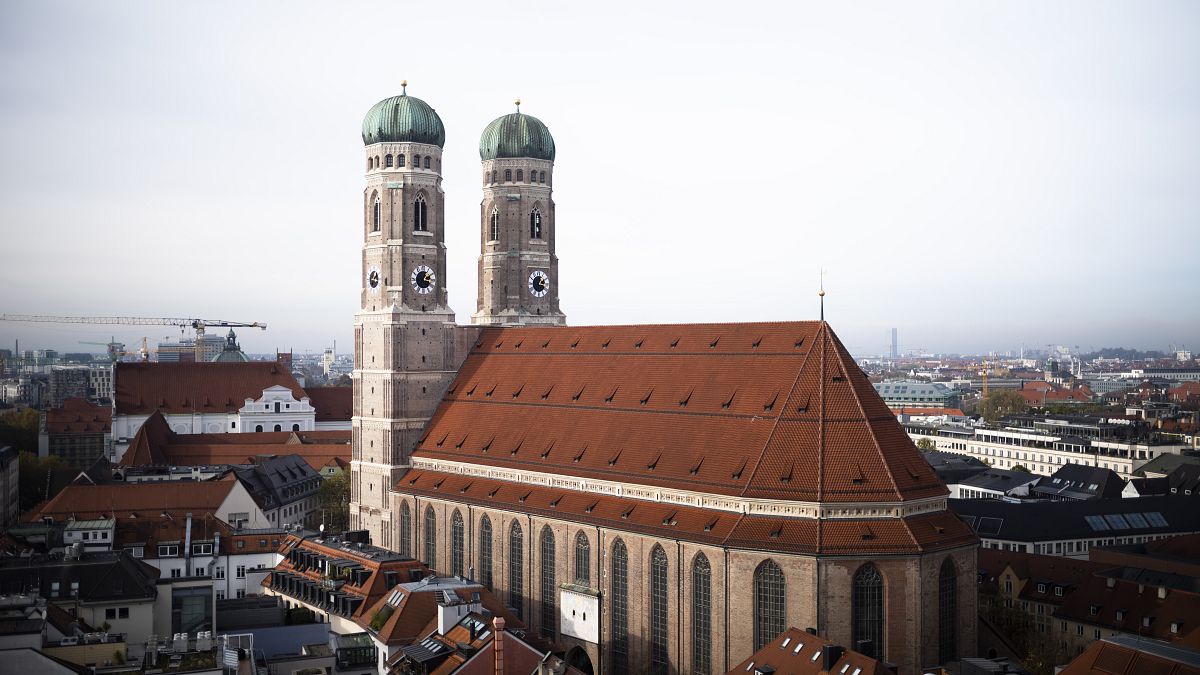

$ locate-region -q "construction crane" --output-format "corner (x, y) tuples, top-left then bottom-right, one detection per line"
(1, 314), (266, 362)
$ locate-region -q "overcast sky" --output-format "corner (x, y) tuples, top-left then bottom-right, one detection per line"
(1, 1), (1197, 357)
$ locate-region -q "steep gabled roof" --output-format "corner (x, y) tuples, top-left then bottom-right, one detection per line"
(114, 362), (305, 415)
(305, 387), (352, 423)
(34, 478), (237, 521)
(118, 422), (350, 470)
(411, 322), (946, 504)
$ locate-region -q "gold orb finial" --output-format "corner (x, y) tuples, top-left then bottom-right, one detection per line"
(515, 98), (521, 111)
(401, 79), (408, 94)
(818, 289), (825, 297)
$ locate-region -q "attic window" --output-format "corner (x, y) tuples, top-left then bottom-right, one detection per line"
(572, 386), (586, 401)
(752, 337), (762, 349)
(432, 479), (444, 490)
(465, 384), (478, 396)
(510, 440), (523, 456)
(732, 460), (747, 480)
(513, 340), (522, 349)
(494, 340), (503, 349)
(447, 384), (458, 395)
(690, 457), (704, 476)
(549, 497), (561, 509)
(573, 445), (587, 463)
(485, 384), (497, 397)
(459, 482), (472, 494)
(662, 512), (678, 526)
(634, 339), (644, 349)
(519, 492), (531, 503)
(605, 387), (618, 403)
(764, 393), (778, 412)
(541, 340), (551, 349)
(680, 388), (693, 407)
(570, 339), (580, 349)
(722, 391), (736, 409)
(608, 450), (622, 467)
(861, 530), (875, 541)
(480, 437), (495, 453)
(796, 397), (810, 413)
(704, 517), (718, 532)
(794, 338), (805, 348)
(512, 384), (524, 398)
(540, 442), (554, 459)
(601, 339), (610, 349)
(768, 525), (783, 539)
(541, 385), (554, 400)
(621, 507), (634, 520)
(780, 464), (793, 484)
(647, 453), (662, 470)
(640, 389), (653, 405)
(670, 338), (680, 348)
(709, 337), (720, 349)
(488, 488), (499, 498)
(455, 435), (468, 449)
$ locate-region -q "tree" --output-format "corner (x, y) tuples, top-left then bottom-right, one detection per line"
(915, 438), (936, 452)
(1011, 464), (1030, 473)
(979, 389), (1029, 423)
(318, 471), (350, 533)
(0, 408), (40, 454)
(18, 452), (74, 512)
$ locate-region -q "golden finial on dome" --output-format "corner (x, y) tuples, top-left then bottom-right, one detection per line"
(401, 80), (408, 94)
(515, 98), (521, 112)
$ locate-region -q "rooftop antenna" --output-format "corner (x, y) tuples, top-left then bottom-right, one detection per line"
(818, 269), (826, 322)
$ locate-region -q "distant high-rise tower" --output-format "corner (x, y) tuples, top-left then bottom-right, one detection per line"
(890, 327), (899, 358)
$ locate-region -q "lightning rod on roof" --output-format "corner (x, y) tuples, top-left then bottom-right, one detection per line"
(819, 269), (826, 322)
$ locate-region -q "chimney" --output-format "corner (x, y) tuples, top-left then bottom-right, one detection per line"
(493, 617), (505, 675)
(823, 645), (845, 672)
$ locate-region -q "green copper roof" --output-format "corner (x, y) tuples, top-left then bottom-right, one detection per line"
(479, 111), (555, 161)
(362, 89), (446, 147)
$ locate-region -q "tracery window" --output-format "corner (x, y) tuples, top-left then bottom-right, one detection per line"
(530, 209), (542, 239)
(692, 553), (712, 675)
(753, 559), (786, 650)
(399, 502), (411, 556)
(423, 505), (437, 568)
(540, 526), (556, 638)
(385, 154), (393, 167)
(853, 563), (885, 660)
(372, 195), (381, 232)
(649, 545), (669, 674)
(490, 210), (500, 242)
(939, 558), (957, 664)
(610, 539), (629, 675)
(509, 521), (524, 619)
(451, 510), (465, 577)
(414, 195), (428, 231)
(574, 532), (590, 586)
(479, 515), (494, 588)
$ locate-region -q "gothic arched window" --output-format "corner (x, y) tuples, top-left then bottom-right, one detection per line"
(423, 155), (431, 169)
(504, 169), (512, 182)
(610, 539), (629, 675)
(529, 209), (542, 239)
(692, 553), (712, 675)
(508, 521), (524, 619)
(516, 169), (524, 182)
(484, 170), (490, 185)
(540, 526), (556, 638)
(385, 154), (393, 167)
(372, 195), (381, 232)
(539, 171), (546, 183)
(398, 154), (405, 167)
(754, 559), (786, 650)
(939, 558), (957, 664)
(492, 169), (498, 183)
(451, 510), (465, 577)
(489, 210), (500, 242)
(413, 155), (421, 169)
(649, 545), (669, 674)
(414, 195), (428, 232)
(479, 515), (494, 589)
(853, 563), (885, 660)
(574, 532), (590, 586)
(399, 502), (411, 557)
(423, 506), (437, 568)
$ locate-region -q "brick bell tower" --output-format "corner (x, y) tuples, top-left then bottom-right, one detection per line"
(350, 83), (462, 550)
(472, 100), (566, 326)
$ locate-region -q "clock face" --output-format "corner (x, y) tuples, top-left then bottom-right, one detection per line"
(411, 265), (436, 294)
(367, 267), (380, 292)
(528, 270), (550, 298)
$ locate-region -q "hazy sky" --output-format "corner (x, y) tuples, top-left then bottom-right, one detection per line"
(1, 1), (1197, 357)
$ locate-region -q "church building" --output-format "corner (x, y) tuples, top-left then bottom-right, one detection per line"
(348, 85), (977, 675)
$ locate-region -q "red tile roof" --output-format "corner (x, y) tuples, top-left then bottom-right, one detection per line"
(114, 362), (304, 415)
(411, 322), (947, 504)
(118, 415), (350, 470)
(1059, 637), (1200, 675)
(305, 387), (352, 423)
(34, 477), (238, 521)
(1055, 575), (1200, 648)
(45, 398), (112, 435)
(727, 626), (889, 675)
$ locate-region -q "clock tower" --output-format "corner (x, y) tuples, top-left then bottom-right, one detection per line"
(472, 101), (566, 326)
(351, 84), (466, 550)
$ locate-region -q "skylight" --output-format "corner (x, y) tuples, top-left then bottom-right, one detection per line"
(1103, 514), (1130, 530)
(1084, 515), (1110, 531)
(1145, 512), (1168, 527)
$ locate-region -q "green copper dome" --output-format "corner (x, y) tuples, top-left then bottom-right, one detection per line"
(479, 109), (555, 161)
(362, 87), (446, 147)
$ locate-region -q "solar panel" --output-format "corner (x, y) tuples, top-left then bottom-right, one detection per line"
(1084, 515), (1110, 531)
(1144, 512), (1168, 527)
(1104, 514), (1131, 530)
(977, 517), (1004, 536)
(1125, 513), (1148, 529)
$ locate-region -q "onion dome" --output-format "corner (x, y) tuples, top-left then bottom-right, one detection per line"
(362, 81), (446, 147)
(479, 99), (555, 161)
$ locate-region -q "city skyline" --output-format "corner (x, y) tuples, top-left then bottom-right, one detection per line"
(2, 1), (1198, 355)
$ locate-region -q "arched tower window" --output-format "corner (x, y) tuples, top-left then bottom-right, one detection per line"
(504, 169), (512, 182)
(508, 521), (524, 619)
(399, 502), (411, 556)
(649, 545), (669, 674)
(539, 170), (546, 183)
(492, 169), (498, 183)
(414, 195), (428, 232)
(529, 209), (542, 239)
(479, 515), (494, 589)
(610, 539), (629, 675)
(539, 526), (556, 638)
(574, 532), (590, 586)
(753, 559), (786, 650)
(692, 553), (712, 675)
(451, 510), (465, 577)
(853, 563), (885, 660)
(423, 506), (437, 568)
(385, 154), (393, 167)
(414, 155), (422, 169)
(372, 195), (381, 232)
(423, 156), (431, 169)
(939, 558), (957, 664)
(398, 154), (405, 167)
(516, 169), (524, 182)
(484, 170), (490, 185)
(489, 210), (500, 242)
